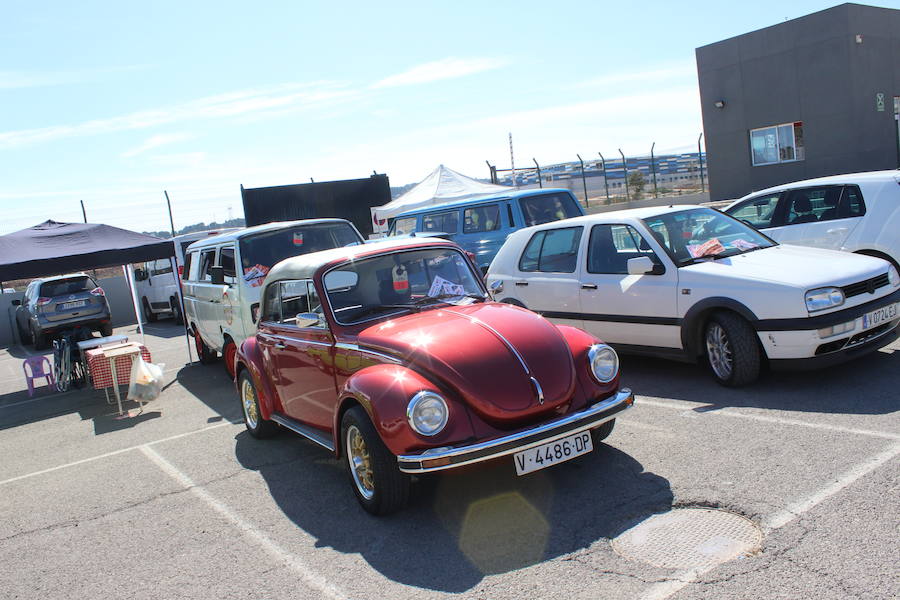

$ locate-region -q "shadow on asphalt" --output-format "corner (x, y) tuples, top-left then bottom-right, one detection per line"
(234, 429), (672, 592)
(619, 346), (900, 415)
(175, 362), (243, 422)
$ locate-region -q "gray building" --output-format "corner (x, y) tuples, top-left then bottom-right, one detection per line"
(696, 3), (900, 201)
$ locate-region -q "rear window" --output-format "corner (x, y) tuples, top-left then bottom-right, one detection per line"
(40, 276), (95, 297)
(518, 227), (583, 273)
(520, 192), (582, 227)
(390, 217), (417, 236)
(239, 222), (362, 286)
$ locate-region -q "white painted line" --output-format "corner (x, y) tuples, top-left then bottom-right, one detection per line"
(638, 397), (900, 440)
(639, 440), (900, 600)
(0, 420), (241, 487)
(140, 445), (346, 600)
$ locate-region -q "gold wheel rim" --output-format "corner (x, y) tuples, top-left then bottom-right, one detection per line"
(346, 425), (375, 500)
(241, 378), (259, 429)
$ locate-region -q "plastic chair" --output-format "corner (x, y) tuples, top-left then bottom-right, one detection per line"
(23, 356), (55, 397)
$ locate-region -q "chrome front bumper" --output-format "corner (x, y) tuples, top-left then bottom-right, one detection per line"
(397, 388), (634, 474)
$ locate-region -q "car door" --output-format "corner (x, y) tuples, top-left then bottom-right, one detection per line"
(193, 247), (225, 349)
(264, 279), (336, 431)
(766, 186), (844, 248)
(804, 185), (866, 250)
(512, 225), (585, 330)
(578, 223), (680, 349)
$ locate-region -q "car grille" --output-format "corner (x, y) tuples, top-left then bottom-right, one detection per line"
(840, 273), (889, 299)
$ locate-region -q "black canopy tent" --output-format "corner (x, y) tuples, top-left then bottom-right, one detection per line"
(0, 220), (191, 360)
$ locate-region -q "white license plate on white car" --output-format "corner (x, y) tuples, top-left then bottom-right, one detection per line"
(862, 302), (898, 329)
(514, 430), (593, 476)
(61, 300), (86, 310)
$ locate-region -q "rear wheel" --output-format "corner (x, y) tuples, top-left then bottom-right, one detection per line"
(222, 338), (237, 380)
(17, 320), (32, 345)
(100, 323), (113, 337)
(704, 312), (760, 387)
(341, 406), (410, 515)
(142, 298), (158, 323)
(238, 371), (278, 438)
(193, 328), (217, 364)
(31, 324), (49, 351)
(170, 297), (184, 324)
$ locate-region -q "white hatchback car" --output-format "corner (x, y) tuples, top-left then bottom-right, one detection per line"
(724, 170), (900, 269)
(486, 205), (900, 386)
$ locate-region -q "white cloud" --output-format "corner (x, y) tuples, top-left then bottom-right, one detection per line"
(371, 57), (508, 89)
(122, 133), (194, 157)
(0, 81), (356, 150)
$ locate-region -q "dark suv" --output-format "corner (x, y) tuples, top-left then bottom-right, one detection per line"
(14, 273), (113, 349)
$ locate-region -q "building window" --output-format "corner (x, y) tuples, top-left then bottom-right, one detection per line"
(750, 122), (804, 166)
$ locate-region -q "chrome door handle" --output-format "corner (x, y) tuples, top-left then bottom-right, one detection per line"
(274, 342), (286, 350)
(581, 283), (598, 290)
(826, 227), (848, 234)
(515, 281), (529, 286)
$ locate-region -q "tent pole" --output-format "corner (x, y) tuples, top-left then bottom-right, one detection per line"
(171, 256), (194, 365)
(123, 264), (144, 346)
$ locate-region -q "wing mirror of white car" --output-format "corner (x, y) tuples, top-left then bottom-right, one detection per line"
(627, 256), (660, 275)
(296, 312), (324, 328)
(488, 279), (503, 297)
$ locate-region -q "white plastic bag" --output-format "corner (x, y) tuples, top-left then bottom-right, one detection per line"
(127, 357), (165, 403)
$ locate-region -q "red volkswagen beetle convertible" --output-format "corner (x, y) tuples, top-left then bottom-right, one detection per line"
(235, 238), (634, 515)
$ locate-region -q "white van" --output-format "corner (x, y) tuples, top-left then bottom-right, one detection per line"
(182, 219), (364, 377)
(134, 229), (240, 322)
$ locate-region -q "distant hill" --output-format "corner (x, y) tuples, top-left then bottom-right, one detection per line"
(142, 217), (246, 239)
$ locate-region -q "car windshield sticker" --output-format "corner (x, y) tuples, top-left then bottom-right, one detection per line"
(243, 264), (270, 287)
(730, 239), (759, 251)
(687, 238), (726, 258)
(392, 265), (409, 292)
(428, 275), (465, 297)
(292, 232), (304, 246)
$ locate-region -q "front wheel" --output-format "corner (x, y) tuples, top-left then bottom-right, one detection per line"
(341, 406), (410, 515)
(238, 372), (278, 438)
(704, 312), (761, 387)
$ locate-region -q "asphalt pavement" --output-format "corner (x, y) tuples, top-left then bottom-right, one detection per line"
(0, 321), (897, 599)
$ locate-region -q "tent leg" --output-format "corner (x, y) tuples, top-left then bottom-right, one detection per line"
(171, 257), (194, 365)
(123, 264), (144, 346)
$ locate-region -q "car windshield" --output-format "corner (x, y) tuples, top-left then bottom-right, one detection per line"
(640, 207), (776, 266)
(39, 276), (94, 297)
(240, 222), (362, 285)
(325, 247), (486, 325)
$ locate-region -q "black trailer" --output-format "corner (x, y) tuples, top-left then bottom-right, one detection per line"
(241, 174), (391, 238)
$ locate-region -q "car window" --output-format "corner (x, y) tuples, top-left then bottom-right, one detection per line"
(261, 282), (281, 322)
(219, 246), (236, 284)
(838, 185), (866, 218)
(279, 280), (311, 324)
(463, 205), (501, 233)
(588, 224), (661, 274)
(183, 251), (195, 280)
(422, 210), (459, 233)
(520, 192), (582, 227)
(198, 249), (217, 281)
(151, 259), (173, 276)
(519, 227), (583, 273)
(782, 186), (843, 225)
(39, 276), (94, 297)
(390, 217), (418, 236)
(727, 193), (780, 229)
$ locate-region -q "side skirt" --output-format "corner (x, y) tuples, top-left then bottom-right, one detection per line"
(270, 413), (335, 451)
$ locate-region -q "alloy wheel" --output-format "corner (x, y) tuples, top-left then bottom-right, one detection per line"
(241, 377), (259, 429)
(346, 425), (375, 500)
(706, 322), (733, 381)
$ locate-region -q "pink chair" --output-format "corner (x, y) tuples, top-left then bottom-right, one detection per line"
(23, 356), (55, 397)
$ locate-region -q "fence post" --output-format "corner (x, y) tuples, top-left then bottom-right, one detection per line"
(576, 153), (588, 205)
(598, 152), (610, 205)
(619, 149), (629, 201)
(486, 160), (496, 184)
(532, 158), (543, 189)
(650, 142), (658, 198)
(698, 132), (705, 193)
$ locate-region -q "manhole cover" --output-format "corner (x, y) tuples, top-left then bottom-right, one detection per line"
(611, 508), (762, 569)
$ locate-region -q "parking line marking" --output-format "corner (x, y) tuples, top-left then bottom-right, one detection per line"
(639, 440), (900, 600)
(638, 397), (900, 440)
(0, 420), (241, 487)
(140, 445), (346, 600)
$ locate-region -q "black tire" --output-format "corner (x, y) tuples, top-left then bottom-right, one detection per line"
(238, 371), (278, 439)
(32, 324), (49, 351)
(193, 327), (217, 364)
(704, 311), (761, 387)
(142, 298), (158, 323)
(591, 419), (616, 444)
(341, 406), (410, 515)
(170, 297), (184, 325)
(100, 323), (113, 337)
(17, 320), (32, 345)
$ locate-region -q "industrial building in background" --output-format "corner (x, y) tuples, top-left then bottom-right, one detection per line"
(696, 2), (900, 201)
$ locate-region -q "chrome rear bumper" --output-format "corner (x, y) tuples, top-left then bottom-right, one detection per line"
(397, 388), (634, 474)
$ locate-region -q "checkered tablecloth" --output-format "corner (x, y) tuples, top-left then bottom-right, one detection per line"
(85, 345), (152, 389)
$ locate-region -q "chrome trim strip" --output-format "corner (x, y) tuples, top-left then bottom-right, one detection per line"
(397, 388), (633, 473)
(270, 413), (335, 451)
(334, 342), (402, 364)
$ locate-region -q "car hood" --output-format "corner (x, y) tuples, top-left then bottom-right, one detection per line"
(357, 302), (576, 427)
(682, 244), (890, 288)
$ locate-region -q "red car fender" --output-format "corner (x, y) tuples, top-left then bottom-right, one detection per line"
(235, 337), (282, 420)
(554, 324), (620, 401)
(333, 363), (475, 457)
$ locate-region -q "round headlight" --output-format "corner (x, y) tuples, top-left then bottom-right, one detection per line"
(407, 391), (448, 436)
(889, 265), (899, 288)
(588, 344), (619, 383)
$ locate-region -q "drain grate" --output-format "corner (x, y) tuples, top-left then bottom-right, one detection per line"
(611, 508), (762, 569)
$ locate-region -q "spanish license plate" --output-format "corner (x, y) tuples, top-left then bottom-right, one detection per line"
(862, 302), (898, 329)
(514, 430), (593, 476)
(61, 300), (86, 310)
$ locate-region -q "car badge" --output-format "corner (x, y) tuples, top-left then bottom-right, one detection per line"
(68, 295), (76, 301)
(867, 279), (876, 294)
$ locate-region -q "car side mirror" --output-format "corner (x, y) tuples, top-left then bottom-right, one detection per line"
(210, 266), (225, 285)
(488, 279), (503, 297)
(627, 256), (662, 275)
(296, 312), (323, 328)
(134, 268), (147, 281)
(11, 299), (20, 306)
(251, 303), (260, 324)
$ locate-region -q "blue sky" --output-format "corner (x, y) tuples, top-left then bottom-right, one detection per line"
(2, 1), (896, 234)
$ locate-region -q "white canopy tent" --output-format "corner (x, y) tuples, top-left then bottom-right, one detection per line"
(374, 165), (509, 221)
